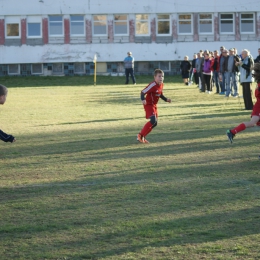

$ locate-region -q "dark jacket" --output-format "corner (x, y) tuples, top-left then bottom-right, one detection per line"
(180, 60), (191, 73)
(254, 55), (260, 63)
(223, 55), (240, 73)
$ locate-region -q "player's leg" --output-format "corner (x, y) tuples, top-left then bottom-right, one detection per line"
(226, 115), (260, 143)
(130, 68), (136, 84)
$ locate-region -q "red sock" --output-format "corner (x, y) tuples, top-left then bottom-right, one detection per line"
(231, 123), (246, 134)
(140, 121), (153, 137)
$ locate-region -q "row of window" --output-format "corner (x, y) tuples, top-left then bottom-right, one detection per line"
(2, 61), (174, 76)
(4, 13), (256, 39)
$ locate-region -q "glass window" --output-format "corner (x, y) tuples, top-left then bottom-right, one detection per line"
(32, 64), (43, 74)
(114, 15), (128, 35)
(70, 15), (85, 36)
(135, 14), (149, 35)
(93, 15), (107, 35)
(74, 63), (85, 73)
(240, 13), (254, 33)
(199, 14), (213, 34)
(8, 64), (20, 75)
(220, 13), (234, 33)
(6, 24), (19, 37)
(157, 14), (170, 35)
(159, 61), (170, 71)
(53, 63), (63, 74)
(49, 16), (63, 36)
(178, 14), (192, 34)
(27, 16), (42, 38)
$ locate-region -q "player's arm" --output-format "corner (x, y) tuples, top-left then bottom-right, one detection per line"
(0, 129), (16, 143)
(141, 91), (146, 105)
(160, 94), (171, 103)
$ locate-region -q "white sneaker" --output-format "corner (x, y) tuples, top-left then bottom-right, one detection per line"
(208, 91), (212, 94)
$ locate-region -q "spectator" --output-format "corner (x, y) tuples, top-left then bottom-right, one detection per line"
(124, 51), (136, 85)
(195, 52), (203, 90)
(223, 48), (240, 97)
(180, 56), (191, 85)
(219, 46), (226, 95)
(235, 49), (254, 110)
(220, 49), (229, 96)
(190, 53), (199, 85)
(202, 53), (213, 93)
(212, 50), (221, 94)
(254, 48), (260, 63)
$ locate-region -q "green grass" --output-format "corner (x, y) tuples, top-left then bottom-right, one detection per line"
(0, 75), (260, 260)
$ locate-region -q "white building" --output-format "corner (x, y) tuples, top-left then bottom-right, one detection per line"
(0, 0), (260, 76)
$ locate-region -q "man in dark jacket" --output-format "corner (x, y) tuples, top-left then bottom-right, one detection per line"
(254, 48), (260, 63)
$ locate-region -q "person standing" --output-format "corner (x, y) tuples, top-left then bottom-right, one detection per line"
(202, 53), (213, 93)
(195, 52), (203, 90)
(235, 49), (254, 110)
(254, 48), (260, 63)
(190, 53), (199, 85)
(223, 48), (240, 97)
(212, 50), (221, 94)
(124, 51), (136, 85)
(219, 47), (226, 95)
(220, 49), (229, 96)
(180, 56), (191, 85)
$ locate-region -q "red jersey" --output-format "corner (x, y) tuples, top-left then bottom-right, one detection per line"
(141, 81), (164, 106)
(251, 83), (260, 117)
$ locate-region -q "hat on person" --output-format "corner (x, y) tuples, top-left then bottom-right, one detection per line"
(127, 51), (132, 55)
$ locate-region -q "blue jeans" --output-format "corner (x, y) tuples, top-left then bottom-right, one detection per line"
(213, 71), (220, 93)
(125, 68), (136, 84)
(225, 71), (238, 96)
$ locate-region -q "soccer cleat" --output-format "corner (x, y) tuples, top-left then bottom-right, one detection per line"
(226, 130), (235, 144)
(137, 133), (144, 143)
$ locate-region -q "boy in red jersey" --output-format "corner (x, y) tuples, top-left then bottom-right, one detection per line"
(226, 63), (260, 143)
(137, 69), (171, 143)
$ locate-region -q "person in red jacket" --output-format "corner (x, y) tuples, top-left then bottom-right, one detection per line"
(137, 69), (171, 143)
(226, 62), (260, 143)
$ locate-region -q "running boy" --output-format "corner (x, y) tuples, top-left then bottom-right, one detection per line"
(226, 63), (260, 143)
(0, 84), (16, 143)
(137, 69), (171, 143)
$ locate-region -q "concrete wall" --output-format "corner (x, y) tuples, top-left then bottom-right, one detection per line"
(0, 0), (260, 65)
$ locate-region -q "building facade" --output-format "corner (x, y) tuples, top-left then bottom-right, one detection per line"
(0, 0), (260, 76)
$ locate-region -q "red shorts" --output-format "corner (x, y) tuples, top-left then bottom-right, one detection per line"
(144, 105), (158, 119)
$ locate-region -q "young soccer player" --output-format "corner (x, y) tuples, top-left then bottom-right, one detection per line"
(0, 84), (16, 143)
(137, 69), (171, 143)
(226, 63), (260, 143)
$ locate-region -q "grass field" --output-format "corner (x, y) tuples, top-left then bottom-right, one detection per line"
(0, 75), (260, 260)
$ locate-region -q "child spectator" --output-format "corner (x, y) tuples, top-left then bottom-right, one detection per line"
(0, 84), (16, 143)
(137, 69), (171, 143)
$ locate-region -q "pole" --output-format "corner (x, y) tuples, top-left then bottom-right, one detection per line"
(93, 54), (97, 86)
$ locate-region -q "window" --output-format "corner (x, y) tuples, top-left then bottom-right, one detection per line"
(114, 15), (128, 35)
(8, 64), (20, 75)
(5, 16), (20, 38)
(74, 63), (85, 74)
(157, 14), (170, 35)
(49, 16), (63, 36)
(159, 61), (170, 71)
(178, 14), (192, 34)
(93, 15), (107, 35)
(240, 13), (255, 33)
(220, 13), (234, 33)
(70, 15), (85, 36)
(135, 14), (149, 35)
(199, 14), (213, 34)
(27, 16), (42, 38)
(53, 63), (63, 74)
(31, 64), (43, 74)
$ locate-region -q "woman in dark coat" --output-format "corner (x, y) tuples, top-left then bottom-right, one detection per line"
(180, 56), (191, 85)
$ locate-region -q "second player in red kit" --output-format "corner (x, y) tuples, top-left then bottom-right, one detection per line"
(137, 69), (171, 143)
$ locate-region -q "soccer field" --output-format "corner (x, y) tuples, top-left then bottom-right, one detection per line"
(0, 75), (260, 260)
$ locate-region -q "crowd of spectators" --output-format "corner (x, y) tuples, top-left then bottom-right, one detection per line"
(180, 47), (260, 110)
